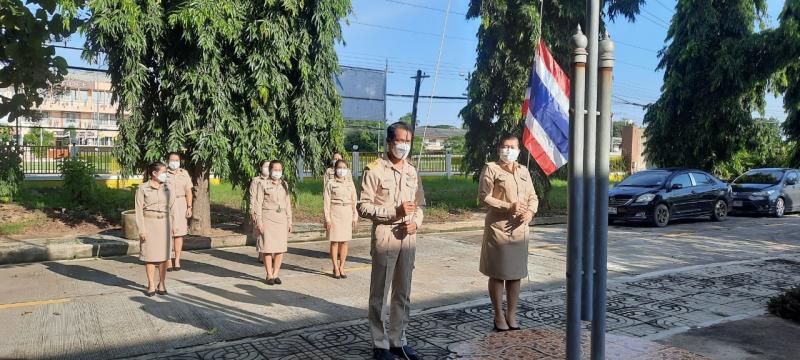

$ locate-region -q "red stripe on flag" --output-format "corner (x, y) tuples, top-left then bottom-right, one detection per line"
(523, 125), (557, 175)
(537, 41), (570, 98)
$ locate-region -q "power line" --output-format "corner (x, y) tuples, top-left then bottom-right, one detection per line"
(385, 0), (467, 16)
(642, 9), (670, 26)
(614, 40), (659, 53)
(653, 0), (674, 12)
(638, 12), (670, 30)
(348, 20), (476, 42)
(387, 93), (467, 100)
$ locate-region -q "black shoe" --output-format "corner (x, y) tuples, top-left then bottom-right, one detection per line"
(493, 320), (510, 332)
(372, 348), (394, 360)
(156, 289), (168, 296)
(340, 274), (347, 279)
(266, 278), (275, 285)
(274, 277), (282, 285)
(145, 290), (156, 297)
(174, 266), (181, 272)
(390, 346), (420, 360)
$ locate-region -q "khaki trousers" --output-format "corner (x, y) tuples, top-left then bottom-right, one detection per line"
(368, 223), (417, 349)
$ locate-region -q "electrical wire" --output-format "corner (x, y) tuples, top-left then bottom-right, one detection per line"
(349, 20), (476, 42)
(384, 0), (467, 16)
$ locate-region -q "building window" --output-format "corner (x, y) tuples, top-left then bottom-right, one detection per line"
(64, 112), (79, 128)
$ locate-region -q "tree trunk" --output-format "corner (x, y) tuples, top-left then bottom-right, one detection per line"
(189, 162), (212, 236)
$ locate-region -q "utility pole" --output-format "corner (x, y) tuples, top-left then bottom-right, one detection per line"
(410, 69), (429, 152)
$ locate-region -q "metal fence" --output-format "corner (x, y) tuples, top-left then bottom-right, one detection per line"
(20, 145), (120, 174)
(302, 152), (464, 176)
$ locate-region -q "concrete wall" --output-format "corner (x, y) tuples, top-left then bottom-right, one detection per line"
(622, 124), (647, 173)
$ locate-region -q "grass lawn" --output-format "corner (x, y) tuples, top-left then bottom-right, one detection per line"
(3, 176), (569, 236)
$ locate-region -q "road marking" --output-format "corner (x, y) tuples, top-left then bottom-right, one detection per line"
(0, 298), (71, 310)
(320, 264), (372, 273)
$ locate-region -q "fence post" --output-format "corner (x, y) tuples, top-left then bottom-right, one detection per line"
(69, 144), (77, 159)
(296, 157), (305, 183)
(445, 150), (452, 179)
(353, 151), (360, 180)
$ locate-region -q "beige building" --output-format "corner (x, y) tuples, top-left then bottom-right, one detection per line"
(1, 69), (119, 147)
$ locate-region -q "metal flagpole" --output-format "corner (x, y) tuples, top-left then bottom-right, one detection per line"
(582, 0), (601, 321)
(566, 26), (588, 360)
(591, 32), (615, 360)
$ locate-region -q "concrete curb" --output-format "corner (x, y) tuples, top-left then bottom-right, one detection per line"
(0, 215), (567, 265)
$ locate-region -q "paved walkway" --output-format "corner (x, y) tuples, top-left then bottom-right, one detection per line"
(124, 255), (800, 359)
(1, 215), (799, 359)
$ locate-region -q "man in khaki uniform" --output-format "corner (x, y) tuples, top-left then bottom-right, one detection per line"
(358, 122), (425, 360)
(324, 152), (345, 187)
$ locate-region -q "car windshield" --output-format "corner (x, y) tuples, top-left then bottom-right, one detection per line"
(734, 170), (784, 185)
(617, 171), (669, 187)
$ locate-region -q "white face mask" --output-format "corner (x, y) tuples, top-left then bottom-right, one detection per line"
(270, 171), (283, 180)
(156, 173), (168, 183)
(168, 161), (180, 170)
(335, 168), (349, 178)
(392, 143), (411, 160)
(499, 148), (520, 163)
(261, 167), (270, 176)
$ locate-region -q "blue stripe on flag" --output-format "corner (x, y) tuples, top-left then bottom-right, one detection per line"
(530, 72), (570, 158)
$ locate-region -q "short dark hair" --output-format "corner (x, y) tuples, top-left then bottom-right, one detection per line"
(147, 161), (166, 179)
(258, 159), (270, 169)
(269, 160), (283, 172)
(333, 151), (343, 158)
(167, 151), (181, 159)
(334, 159), (348, 168)
(387, 121), (413, 142)
(497, 134), (520, 148)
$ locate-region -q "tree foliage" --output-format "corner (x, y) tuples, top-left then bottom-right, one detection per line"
(0, 0), (84, 123)
(462, 0), (643, 208)
(644, 0), (800, 170)
(84, 0), (350, 234)
(712, 118), (788, 180)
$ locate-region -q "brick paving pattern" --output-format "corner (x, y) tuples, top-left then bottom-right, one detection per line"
(133, 257), (800, 359)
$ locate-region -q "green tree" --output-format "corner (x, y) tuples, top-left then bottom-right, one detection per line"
(443, 136), (465, 153)
(398, 112), (413, 126)
(23, 126), (55, 148)
(84, 0), (350, 235)
(461, 0), (643, 209)
(714, 118), (789, 179)
(0, 0), (84, 123)
(344, 129), (379, 152)
(612, 120), (626, 138)
(644, 0), (800, 170)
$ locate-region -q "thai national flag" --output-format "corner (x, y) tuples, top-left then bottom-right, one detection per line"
(521, 40), (570, 176)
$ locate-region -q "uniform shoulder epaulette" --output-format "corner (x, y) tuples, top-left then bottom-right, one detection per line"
(365, 158), (382, 171)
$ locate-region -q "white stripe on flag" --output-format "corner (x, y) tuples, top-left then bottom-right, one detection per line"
(525, 111), (567, 167)
(535, 57), (569, 116)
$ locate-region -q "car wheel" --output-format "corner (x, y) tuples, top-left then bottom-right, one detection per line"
(774, 197), (785, 218)
(653, 204), (670, 227)
(711, 199), (728, 221)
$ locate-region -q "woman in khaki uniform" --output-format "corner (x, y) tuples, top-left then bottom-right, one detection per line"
(323, 152), (344, 188)
(165, 152), (193, 271)
(135, 162), (173, 297)
(323, 160), (357, 278)
(249, 160), (271, 263)
(251, 160), (293, 285)
(478, 135), (539, 331)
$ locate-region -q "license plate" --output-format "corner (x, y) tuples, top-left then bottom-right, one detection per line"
(608, 207), (617, 215)
(733, 201), (743, 207)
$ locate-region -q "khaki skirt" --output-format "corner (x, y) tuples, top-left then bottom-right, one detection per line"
(140, 215), (173, 263)
(171, 196), (188, 237)
(258, 210), (288, 254)
(479, 210), (530, 280)
(328, 203), (354, 242)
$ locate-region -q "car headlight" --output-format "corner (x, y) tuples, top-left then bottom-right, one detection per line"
(635, 194), (656, 203)
(751, 190), (776, 197)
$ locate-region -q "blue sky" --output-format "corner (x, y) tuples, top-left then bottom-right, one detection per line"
(57, 0), (789, 127)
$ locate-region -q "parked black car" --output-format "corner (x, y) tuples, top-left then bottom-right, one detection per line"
(730, 168), (800, 217)
(608, 169), (732, 227)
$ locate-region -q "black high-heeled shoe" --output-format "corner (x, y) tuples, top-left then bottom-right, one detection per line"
(493, 320), (509, 332)
(145, 290), (156, 297)
(156, 284), (167, 295)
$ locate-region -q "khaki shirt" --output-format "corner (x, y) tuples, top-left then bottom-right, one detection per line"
(357, 157), (425, 228)
(324, 176), (358, 223)
(324, 167), (335, 187)
(134, 182), (169, 231)
(252, 179), (293, 226)
(166, 168), (192, 200)
(479, 162), (539, 215)
(248, 175), (269, 218)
